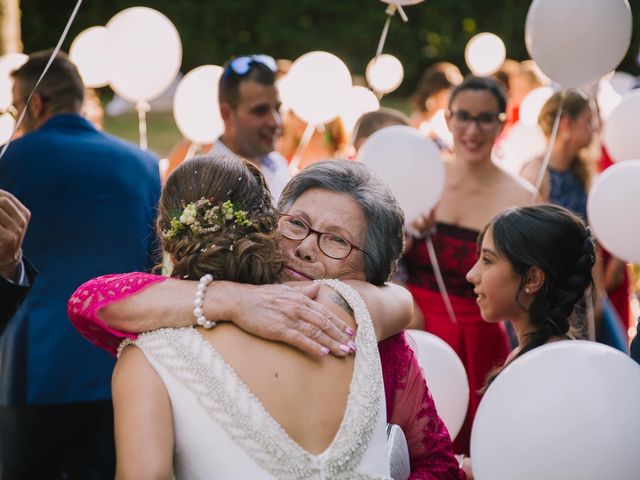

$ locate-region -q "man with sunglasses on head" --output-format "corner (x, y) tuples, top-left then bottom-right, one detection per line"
(0, 50), (160, 479)
(212, 54), (290, 200)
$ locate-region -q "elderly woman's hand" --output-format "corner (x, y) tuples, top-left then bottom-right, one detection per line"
(226, 282), (356, 357)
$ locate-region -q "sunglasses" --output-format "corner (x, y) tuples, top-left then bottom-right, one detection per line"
(225, 55), (277, 77)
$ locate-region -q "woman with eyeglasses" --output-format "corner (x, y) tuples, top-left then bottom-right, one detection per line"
(110, 154), (406, 478)
(402, 75), (539, 456)
(71, 157), (465, 479)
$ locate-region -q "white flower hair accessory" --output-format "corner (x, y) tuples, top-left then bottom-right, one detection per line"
(163, 197), (252, 240)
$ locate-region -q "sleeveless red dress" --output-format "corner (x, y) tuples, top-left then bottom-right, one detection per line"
(405, 222), (511, 454)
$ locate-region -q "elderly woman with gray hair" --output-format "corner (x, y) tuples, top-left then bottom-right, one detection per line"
(69, 160), (464, 479)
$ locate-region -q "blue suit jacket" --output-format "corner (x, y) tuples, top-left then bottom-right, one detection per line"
(0, 114), (160, 405)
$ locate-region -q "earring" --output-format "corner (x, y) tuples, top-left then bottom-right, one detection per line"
(525, 288), (530, 294)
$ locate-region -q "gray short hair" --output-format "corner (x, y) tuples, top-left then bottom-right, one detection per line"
(278, 160), (404, 285)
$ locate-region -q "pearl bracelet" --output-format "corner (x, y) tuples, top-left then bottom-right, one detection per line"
(193, 274), (216, 329)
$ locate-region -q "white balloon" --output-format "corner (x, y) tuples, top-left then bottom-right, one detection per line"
(173, 65), (224, 145)
(69, 26), (110, 88)
(286, 51), (352, 125)
(339, 86), (379, 136)
(525, 0), (632, 88)
(471, 341), (640, 480)
(603, 91), (640, 163)
(357, 125), (445, 224)
(494, 122), (547, 175)
(518, 86), (555, 127)
(106, 7), (182, 103)
(406, 330), (469, 440)
(587, 160), (640, 263)
(366, 54), (404, 94)
(379, 0), (425, 5)
(0, 112), (15, 144)
(597, 80), (622, 121)
(0, 53), (27, 110)
(418, 109), (453, 150)
(464, 33), (506, 77)
(608, 71), (636, 95)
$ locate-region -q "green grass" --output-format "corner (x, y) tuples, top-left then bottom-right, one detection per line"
(102, 98), (412, 159)
(103, 112), (183, 159)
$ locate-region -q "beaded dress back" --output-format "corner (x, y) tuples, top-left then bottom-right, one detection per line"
(119, 279), (391, 479)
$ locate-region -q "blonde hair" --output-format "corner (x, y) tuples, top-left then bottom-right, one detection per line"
(538, 90), (596, 190)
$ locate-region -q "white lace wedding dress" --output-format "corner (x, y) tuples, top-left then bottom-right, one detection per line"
(120, 279), (391, 479)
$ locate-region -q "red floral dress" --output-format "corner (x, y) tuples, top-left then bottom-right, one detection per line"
(405, 222), (512, 454)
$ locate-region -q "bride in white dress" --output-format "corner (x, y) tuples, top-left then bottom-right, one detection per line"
(112, 154), (406, 479)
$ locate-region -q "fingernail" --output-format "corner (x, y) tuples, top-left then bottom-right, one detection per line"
(348, 341), (357, 352)
(346, 327), (355, 336)
(340, 344), (351, 353)
(320, 347), (330, 355)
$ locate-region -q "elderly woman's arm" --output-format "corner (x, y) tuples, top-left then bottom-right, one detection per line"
(68, 273), (357, 357)
(342, 280), (413, 341)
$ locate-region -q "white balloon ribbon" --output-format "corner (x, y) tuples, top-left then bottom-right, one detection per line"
(533, 95), (564, 196)
(0, 0), (84, 162)
(426, 235), (458, 325)
(288, 122), (315, 175)
(375, 4), (408, 59)
(136, 100), (150, 151)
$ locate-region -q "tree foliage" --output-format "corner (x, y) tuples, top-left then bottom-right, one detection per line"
(19, 0), (640, 97)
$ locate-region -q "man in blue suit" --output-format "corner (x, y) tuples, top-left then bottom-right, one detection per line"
(0, 51), (161, 479)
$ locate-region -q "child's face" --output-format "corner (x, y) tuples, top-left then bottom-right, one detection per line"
(466, 226), (526, 323)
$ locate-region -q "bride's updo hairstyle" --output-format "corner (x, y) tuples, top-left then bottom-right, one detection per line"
(482, 204), (595, 375)
(158, 153), (284, 284)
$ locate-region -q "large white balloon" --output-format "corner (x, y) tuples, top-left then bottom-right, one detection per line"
(406, 330), (469, 440)
(173, 65), (224, 144)
(106, 7), (182, 103)
(525, 0), (632, 88)
(464, 33), (506, 77)
(339, 85), (379, 136)
(357, 125), (445, 224)
(69, 26), (110, 88)
(603, 90), (640, 163)
(285, 51), (352, 125)
(366, 54), (404, 94)
(0, 53), (27, 110)
(495, 122), (547, 175)
(471, 341), (640, 480)
(587, 160), (640, 263)
(518, 86), (555, 127)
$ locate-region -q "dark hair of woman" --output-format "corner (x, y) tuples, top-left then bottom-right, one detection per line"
(481, 204), (596, 386)
(157, 153), (285, 284)
(448, 75), (508, 114)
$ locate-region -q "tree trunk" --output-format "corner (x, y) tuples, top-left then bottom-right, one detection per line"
(0, 0), (21, 55)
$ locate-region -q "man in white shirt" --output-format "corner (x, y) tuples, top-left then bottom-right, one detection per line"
(213, 55), (290, 200)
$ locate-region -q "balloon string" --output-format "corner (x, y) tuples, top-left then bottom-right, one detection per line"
(0, 0), (84, 162)
(136, 101), (150, 151)
(184, 142), (200, 162)
(288, 122), (315, 175)
(426, 235), (458, 325)
(376, 6), (395, 58)
(533, 95), (564, 196)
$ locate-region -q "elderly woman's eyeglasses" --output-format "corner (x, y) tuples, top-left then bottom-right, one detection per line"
(448, 109), (506, 130)
(278, 214), (369, 260)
